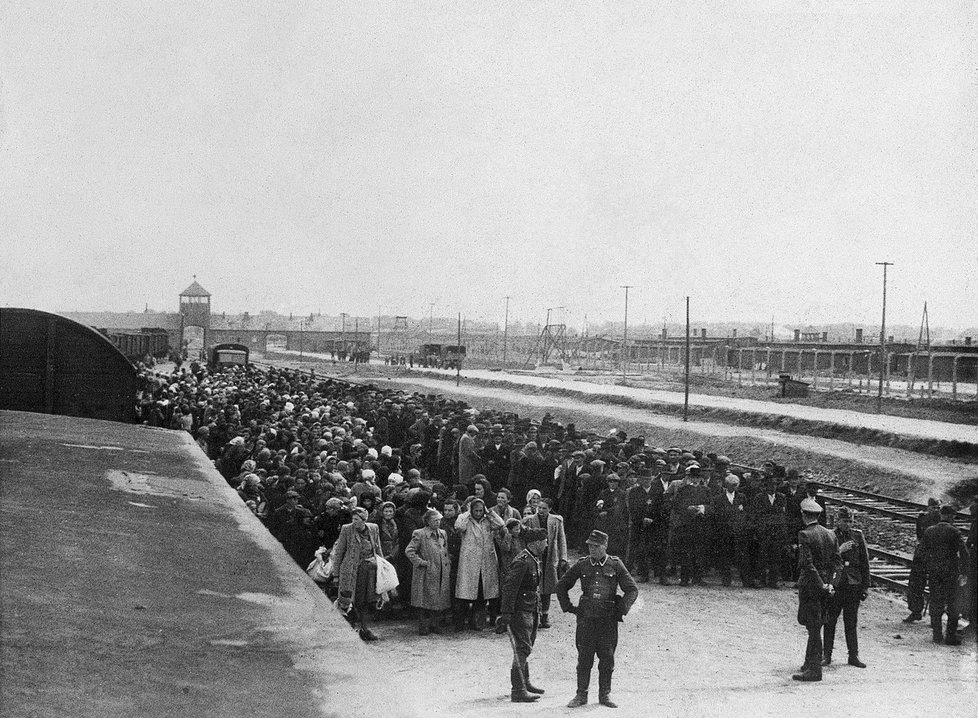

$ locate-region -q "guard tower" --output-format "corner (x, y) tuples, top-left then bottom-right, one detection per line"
(179, 277), (211, 358)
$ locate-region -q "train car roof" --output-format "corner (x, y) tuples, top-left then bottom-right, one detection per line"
(0, 410), (415, 717)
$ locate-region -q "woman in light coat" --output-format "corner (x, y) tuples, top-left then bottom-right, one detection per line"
(405, 509), (452, 635)
(331, 507), (383, 641)
(454, 498), (506, 630)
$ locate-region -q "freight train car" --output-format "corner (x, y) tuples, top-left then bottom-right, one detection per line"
(102, 327), (170, 362)
(0, 308), (139, 422)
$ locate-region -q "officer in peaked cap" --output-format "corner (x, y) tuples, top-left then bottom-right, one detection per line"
(793, 498), (843, 682)
(497, 527), (549, 703)
(556, 530), (638, 708)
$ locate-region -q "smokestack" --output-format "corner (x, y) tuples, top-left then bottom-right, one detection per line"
(701, 328), (707, 339)
(855, 328), (863, 343)
(732, 328), (737, 339)
(966, 337), (973, 346)
(661, 328), (667, 340)
(793, 329), (800, 342)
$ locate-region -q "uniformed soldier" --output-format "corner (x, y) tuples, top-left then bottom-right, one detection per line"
(822, 507), (869, 668)
(496, 527), (549, 703)
(903, 498), (942, 623)
(920, 505), (970, 646)
(556, 529), (639, 708)
(793, 499), (842, 682)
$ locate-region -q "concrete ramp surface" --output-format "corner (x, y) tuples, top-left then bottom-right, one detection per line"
(0, 411), (416, 718)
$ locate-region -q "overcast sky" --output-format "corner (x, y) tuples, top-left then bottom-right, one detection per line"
(1, 1), (975, 330)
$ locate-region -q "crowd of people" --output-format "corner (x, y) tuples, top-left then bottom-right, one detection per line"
(136, 359), (976, 652)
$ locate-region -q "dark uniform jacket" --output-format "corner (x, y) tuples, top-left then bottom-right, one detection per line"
(833, 526), (871, 591)
(556, 555), (639, 620)
(500, 548), (542, 615)
(921, 521), (969, 577)
(796, 522), (842, 626)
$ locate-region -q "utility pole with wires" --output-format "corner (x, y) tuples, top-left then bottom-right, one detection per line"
(621, 285), (633, 383)
(684, 297), (690, 421)
(875, 261), (893, 412)
(503, 296), (510, 367)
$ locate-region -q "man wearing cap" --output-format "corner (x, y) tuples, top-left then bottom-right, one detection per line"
(556, 450), (588, 545)
(823, 508), (870, 667)
(920, 505), (970, 645)
(750, 476), (788, 589)
(668, 463), (711, 586)
(903, 498), (942, 623)
(556, 530), (639, 708)
(648, 459), (674, 585)
(793, 498), (843, 682)
(496, 528), (549, 703)
(626, 469), (655, 582)
(709, 473), (750, 587)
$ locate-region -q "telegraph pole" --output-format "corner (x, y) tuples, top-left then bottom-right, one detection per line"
(621, 285), (633, 382)
(684, 296), (690, 422)
(340, 312), (348, 359)
(875, 262), (893, 412)
(456, 313), (462, 387)
(503, 295), (510, 367)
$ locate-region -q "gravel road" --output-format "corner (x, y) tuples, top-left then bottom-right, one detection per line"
(410, 368), (978, 444)
(390, 376), (978, 503)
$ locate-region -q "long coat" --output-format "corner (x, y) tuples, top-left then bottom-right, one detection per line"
(331, 522), (383, 602)
(457, 433), (481, 486)
(524, 512), (568, 595)
(405, 527), (452, 610)
(454, 510), (505, 600)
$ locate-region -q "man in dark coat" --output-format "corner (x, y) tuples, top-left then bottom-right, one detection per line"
(648, 460), (673, 585)
(496, 528), (549, 703)
(626, 469), (655, 581)
(823, 507), (870, 667)
(709, 473), (750, 586)
(793, 499), (843, 682)
(750, 476), (788, 588)
(903, 498), (942, 623)
(669, 464), (711, 586)
(556, 530), (638, 708)
(481, 428), (511, 491)
(921, 505), (970, 645)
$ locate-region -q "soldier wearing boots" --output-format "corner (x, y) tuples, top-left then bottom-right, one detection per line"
(793, 499), (842, 682)
(556, 530), (638, 708)
(822, 508), (870, 668)
(496, 528), (549, 703)
(920, 505), (970, 646)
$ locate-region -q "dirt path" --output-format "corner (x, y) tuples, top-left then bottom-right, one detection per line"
(365, 580), (976, 718)
(410, 368), (978, 444)
(390, 377), (978, 502)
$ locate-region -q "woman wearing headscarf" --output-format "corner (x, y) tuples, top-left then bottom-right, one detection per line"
(331, 507), (384, 641)
(405, 509), (453, 635)
(454, 497), (506, 630)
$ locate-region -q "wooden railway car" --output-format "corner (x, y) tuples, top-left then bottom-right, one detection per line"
(0, 308), (139, 422)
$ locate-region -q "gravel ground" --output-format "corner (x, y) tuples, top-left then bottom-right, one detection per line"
(361, 574), (976, 718)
